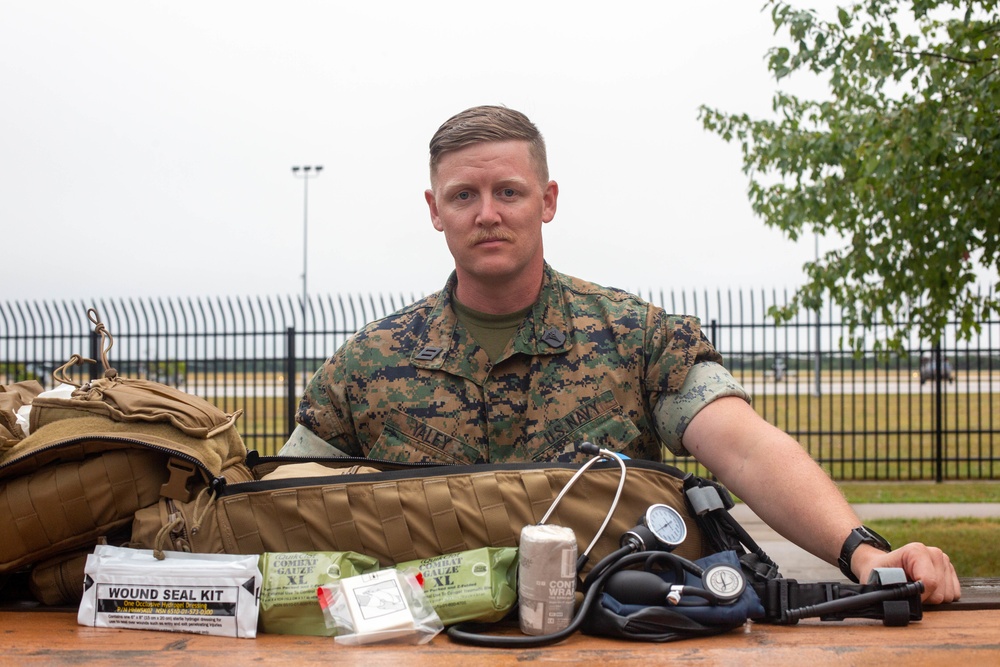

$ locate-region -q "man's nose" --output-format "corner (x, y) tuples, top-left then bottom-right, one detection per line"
(475, 197), (501, 225)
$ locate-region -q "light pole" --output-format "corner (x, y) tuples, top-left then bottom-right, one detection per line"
(291, 165), (323, 326)
(292, 165), (322, 394)
(814, 229), (822, 397)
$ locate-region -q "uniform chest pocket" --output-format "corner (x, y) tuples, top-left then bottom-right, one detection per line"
(528, 390), (641, 463)
(368, 409), (481, 464)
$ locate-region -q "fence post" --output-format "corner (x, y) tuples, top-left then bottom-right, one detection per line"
(709, 319), (717, 347)
(286, 326), (297, 438)
(88, 329), (100, 381)
(814, 308), (822, 397)
(933, 340), (944, 483)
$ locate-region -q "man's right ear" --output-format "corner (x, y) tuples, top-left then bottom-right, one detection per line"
(425, 189), (444, 231)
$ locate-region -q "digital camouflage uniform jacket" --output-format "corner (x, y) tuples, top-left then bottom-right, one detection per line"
(297, 264), (722, 464)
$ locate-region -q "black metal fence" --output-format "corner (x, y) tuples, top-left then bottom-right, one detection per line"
(2, 290), (997, 481)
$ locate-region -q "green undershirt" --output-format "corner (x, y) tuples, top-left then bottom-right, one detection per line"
(452, 297), (531, 363)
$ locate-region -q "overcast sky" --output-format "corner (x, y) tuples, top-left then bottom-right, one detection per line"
(2, 1), (848, 308)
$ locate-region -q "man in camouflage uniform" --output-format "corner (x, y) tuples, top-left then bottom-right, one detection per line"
(288, 263), (744, 464)
(281, 105), (959, 604)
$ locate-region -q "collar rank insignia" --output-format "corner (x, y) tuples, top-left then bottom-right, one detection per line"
(415, 345), (443, 361)
(540, 328), (567, 349)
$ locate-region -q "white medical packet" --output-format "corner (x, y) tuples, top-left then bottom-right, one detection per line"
(77, 545), (261, 639)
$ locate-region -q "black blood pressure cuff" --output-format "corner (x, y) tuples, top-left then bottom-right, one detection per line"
(581, 551), (765, 643)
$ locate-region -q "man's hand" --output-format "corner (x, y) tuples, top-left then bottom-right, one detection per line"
(852, 542), (962, 604)
(683, 397), (963, 606)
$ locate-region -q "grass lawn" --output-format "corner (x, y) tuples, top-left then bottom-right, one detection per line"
(865, 518), (1000, 578)
(840, 482), (1000, 578)
(755, 391), (1000, 480)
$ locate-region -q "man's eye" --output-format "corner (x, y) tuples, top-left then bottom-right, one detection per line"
(456, 191), (471, 200)
(500, 188), (516, 197)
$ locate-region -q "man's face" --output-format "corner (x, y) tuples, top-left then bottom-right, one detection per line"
(425, 140), (558, 295)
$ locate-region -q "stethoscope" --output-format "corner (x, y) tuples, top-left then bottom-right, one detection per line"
(447, 443), (746, 648)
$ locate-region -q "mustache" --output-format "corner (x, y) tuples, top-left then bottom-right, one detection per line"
(468, 228), (516, 247)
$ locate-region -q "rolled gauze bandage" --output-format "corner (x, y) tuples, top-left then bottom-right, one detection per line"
(517, 524), (577, 635)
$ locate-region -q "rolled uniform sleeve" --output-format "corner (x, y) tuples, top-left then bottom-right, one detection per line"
(654, 361), (751, 456)
(278, 423), (353, 457)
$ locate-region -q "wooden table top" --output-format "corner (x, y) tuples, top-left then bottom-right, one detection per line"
(2, 606), (998, 666)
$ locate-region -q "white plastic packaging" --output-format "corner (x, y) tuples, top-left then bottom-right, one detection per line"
(77, 545), (261, 638)
(317, 568), (443, 646)
(518, 524), (577, 635)
(15, 382), (76, 437)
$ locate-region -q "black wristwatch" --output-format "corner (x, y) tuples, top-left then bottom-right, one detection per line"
(838, 526), (891, 583)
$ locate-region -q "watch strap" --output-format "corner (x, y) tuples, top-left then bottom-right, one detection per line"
(837, 526), (891, 583)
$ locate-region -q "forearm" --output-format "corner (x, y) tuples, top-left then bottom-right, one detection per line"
(682, 396), (858, 567)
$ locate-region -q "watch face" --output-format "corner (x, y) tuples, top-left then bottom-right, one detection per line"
(860, 526), (891, 551)
(644, 504), (687, 548)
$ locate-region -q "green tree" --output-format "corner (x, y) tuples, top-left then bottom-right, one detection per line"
(700, 0), (999, 351)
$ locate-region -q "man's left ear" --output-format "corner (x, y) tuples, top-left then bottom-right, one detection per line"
(542, 180), (558, 223)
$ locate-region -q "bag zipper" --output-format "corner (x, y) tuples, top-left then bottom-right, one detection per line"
(0, 433), (225, 490)
(221, 455), (687, 497)
(163, 497), (192, 552)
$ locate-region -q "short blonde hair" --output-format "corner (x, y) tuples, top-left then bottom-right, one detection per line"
(429, 105), (549, 183)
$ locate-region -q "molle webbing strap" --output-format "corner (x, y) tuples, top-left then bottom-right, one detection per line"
(0, 449), (164, 572)
(323, 487), (364, 553)
(220, 495), (265, 554)
(519, 469), (557, 525)
(471, 473), (516, 547)
(287, 488), (327, 550)
(53, 465), (85, 532)
(110, 457), (150, 514)
(222, 489), (365, 555)
(273, 491), (310, 549)
(4, 477), (42, 556)
(423, 478), (467, 555)
(373, 482), (419, 563)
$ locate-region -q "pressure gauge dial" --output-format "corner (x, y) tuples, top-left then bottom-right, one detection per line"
(701, 563), (746, 603)
(642, 504), (688, 550)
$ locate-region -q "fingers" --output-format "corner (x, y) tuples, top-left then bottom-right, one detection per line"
(895, 543), (962, 604)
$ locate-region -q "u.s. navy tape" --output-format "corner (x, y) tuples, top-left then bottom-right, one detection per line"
(78, 545), (261, 638)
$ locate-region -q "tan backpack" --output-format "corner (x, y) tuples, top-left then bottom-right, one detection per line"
(0, 310), (248, 605)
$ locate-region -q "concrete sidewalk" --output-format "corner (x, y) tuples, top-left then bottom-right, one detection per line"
(729, 503), (1000, 581)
